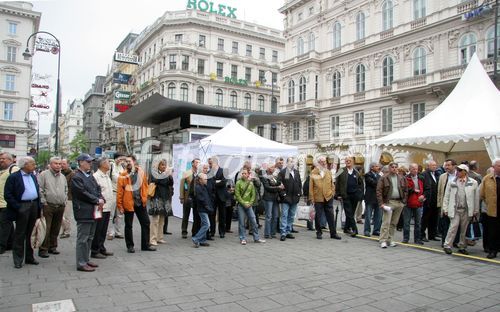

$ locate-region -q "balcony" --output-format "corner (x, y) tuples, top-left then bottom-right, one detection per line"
(394, 75), (427, 90)
(353, 92), (366, 101)
(457, 0), (477, 14)
(380, 86), (392, 96)
(380, 29), (394, 40)
(411, 17), (427, 30)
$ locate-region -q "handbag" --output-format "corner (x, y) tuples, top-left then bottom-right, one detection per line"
(466, 216), (482, 240)
(31, 216), (46, 249)
(147, 182), (156, 197)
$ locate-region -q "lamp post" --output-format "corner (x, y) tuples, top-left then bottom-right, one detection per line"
(22, 31), (61, 155)
(24, 108), (40, 155)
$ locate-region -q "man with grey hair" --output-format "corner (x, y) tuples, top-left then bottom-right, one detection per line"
(364, 162), (381, 236)
(91, 158), (114, 258)
(480, 158), (500, 259)
(4, 156), (42, 268)
(37, 156), (68, 258)
(0, 152), (19, 254)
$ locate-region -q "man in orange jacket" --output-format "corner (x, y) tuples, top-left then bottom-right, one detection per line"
(117, 155), (156, 253)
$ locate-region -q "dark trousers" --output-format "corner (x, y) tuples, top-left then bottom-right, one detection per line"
(192, 203), (200, 236)
(163, 215), (169, 233)
(40, 203), (65, 252)
(124, 205), (150, 250)
(480, 212), (489, 251)
(487, 216), (500, 253)
(181, 199), (200, 236)
(225, 205), (233, 232)
(342, 196), (358, 234)
(314, 198), (337, 236)
(209, 209), (216, 238)
(0, 208), (14, 250)
(13, 202), (38, 266)
(91, 211), (110, 254)
(216, 198), (226, 236)
(421, 203), (439, 239)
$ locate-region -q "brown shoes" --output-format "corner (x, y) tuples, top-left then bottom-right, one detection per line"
(77, 265), (95, 272)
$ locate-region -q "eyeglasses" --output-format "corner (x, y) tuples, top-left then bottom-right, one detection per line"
(390, 165), (398, 168)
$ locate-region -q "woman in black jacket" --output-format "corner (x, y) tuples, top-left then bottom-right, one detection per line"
(149, 160), (173, 245)
(260, 165), (283, 238)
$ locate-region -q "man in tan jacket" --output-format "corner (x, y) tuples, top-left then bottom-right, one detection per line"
(309, 156), (341, 240)
(179, 158), (200, 239)
(480, 158), (500, 259)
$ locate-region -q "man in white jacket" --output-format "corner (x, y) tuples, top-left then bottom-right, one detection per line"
(442, 164), (479, 255)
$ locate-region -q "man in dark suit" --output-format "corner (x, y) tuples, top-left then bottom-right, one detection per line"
(364, 162), (381, 237)
(278, 157), (302, 241)
(4, 156), (42, 269)
(421, 160), (440, 241)
(208, 157), (228, 238)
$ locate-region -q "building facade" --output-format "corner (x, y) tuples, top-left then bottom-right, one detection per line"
(0, 2), (40, 156)
(82, 76), (105, 155)
(279, 0), (499, 168)
(60, 98), (83, 156)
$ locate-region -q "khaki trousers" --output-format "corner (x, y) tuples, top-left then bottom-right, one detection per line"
(380, 200), (404, 243)
(150, 214), (165, 244)
(60, 200), (72, 235)
(444, 209), (470, 249)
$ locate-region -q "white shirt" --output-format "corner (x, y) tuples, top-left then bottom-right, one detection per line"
(94, 169), (115, 212)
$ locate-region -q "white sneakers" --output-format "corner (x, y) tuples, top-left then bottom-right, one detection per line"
(380, 241), (397, 248)
(389, 241), (397, 247)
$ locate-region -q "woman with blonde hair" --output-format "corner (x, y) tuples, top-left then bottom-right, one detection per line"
(149, 159), (174, 246)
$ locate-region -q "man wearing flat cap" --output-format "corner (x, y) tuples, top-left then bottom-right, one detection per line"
(71, 154), (104, 272)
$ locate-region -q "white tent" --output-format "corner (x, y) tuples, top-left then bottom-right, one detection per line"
(373, 53), (500, 161)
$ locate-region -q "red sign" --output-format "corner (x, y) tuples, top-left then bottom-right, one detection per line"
(114, 104), (131, 112)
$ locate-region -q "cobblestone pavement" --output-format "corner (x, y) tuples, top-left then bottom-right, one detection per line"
(1, 217), (499, 312)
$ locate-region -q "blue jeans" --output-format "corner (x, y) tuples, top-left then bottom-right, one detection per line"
(264, 200), (278, 237)
(192, 212), (210, 244)
(280, 202), (298, 236)
(364, 202), (382, 235)
(403, 207), (423, 242)
(238, 205), (259, 241)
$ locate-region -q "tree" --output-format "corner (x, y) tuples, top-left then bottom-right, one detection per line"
(68, 130), (88, 162)
(35, 150), (52, 169)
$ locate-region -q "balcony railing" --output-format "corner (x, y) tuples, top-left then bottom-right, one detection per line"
(380, 29), (394, 40)
(380, 86), (392, 96)
(394, 75), (427, 89)
(457, 0), (477, 14)
(411, 17), (427, 30)
(353, 91), (366, 100)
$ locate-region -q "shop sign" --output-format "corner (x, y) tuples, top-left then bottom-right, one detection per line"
(224, 76), (248, 86)
(114, 90), (131, 100)
(113, 73), (132, 84)
(186, 0), (237, 19)
(114, 52), (140, 65)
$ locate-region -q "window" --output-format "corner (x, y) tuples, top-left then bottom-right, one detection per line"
(332, 22), (341, 49)
(216, 89), (223, 106)
(181, 55), (189, 70)
(270, 125), (277, 141)
(309, 32), (315, 51)
(298, 12), (303, 21)
(307, 119), (315, 140)
(487, 25), (500, 58)
(271, 97), (277, 114)
(180, 83), (188, 101)
(332, 71), (341, 97)
(8, 22), (16, 35)
(413, 47), (427, 76)
(309, 6), (315, 16)
(259, 47), (265, 60)
(382, 0), (394, 31)
(257, 126), (264, 137)
(7, 46), (16, 62)
(459, 33), (477, 65)
(175, 34), (183, 42)
(381, 107), (393, 132)
(315, 75), (318, 100)
(197, 59), (205, 74)
(258, 95), (265, 111)
(169, 54), (177, 70)
(166, 83), (176, 99)
(412, 103), (425, 122)
(245, 67), (251, 81)
(216, 62), (223, 78)
(258, 70), (265, 83)
(299, 76), (306, 101)
(246, 44), (252, 57)
(5, 74), (15, 91)
(288, 80), (295, 104)
(297, 37), (304, 55)
(354, 112), (364, 135)
(232, 41), (238, 54)
(231, 64), (238, 79)
(198, 35), (206, 48)
(272, 72), (277, 86)
(230, 91), (237, 108)
(382, 56), (394, 86)
(356, 12), (365, 40)
(272, 50), (278, 62)
(218, 38), (224, 51)
(356, 64), (365, 93)
(413, 0), (426, 20)
(3, 102), (14, 120)
(331, 115), (340, 138)
(196, 87), (204, 104)
(244, 93), (251, 110)
(292, 121), (300, 141)
(0, 134), (15, 148)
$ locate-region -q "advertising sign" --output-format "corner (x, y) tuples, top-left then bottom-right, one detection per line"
(114, 104), (131, 113)
(114, 90), (131, 100)
(113, 73), (132, 84)
(114, 52), (140, 65)
(186, 0), (237, 18)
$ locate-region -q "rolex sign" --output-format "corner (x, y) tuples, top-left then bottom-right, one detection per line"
(114, 91), (131, 101)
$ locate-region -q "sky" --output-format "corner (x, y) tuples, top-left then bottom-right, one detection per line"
(29, 0), (285, 134)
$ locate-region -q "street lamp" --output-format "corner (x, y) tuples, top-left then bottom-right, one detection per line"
(24, 108), (40, 155)
(22, 31), (61, 155)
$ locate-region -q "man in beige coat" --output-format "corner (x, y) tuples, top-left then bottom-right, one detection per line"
(480, 158), (500, 259)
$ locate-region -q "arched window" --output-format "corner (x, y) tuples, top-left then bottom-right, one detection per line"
(167, 82), (176, 99)
(297, 37), (304, 55)
(487, 25), (500, 58)
(215, 88), (223, 106)
(413, 47), (426, 76)
(382, 0), (394, 31)
(413, 0), (426, 20)
(230, 91), (237, 108)
(332, 71), (341, 97)
(288, 80), (295, 104)
(459, 33), (477, 64)
(180, 83), (188, 101)
(332, 22), (341, 49)
(244, 93), (251, 110)
(309, 32), (315, 51)
(196, 86), (204, 104)
(355, 64), (366, 93)
(356, 12), (365, 40)
(299, 76), (306, 101)
(271, 97), (278, 114)
(382, 56), (394, 87)
(258, 95), (265, 111)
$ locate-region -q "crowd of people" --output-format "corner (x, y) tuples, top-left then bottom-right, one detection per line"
(0, 150), (499, 272)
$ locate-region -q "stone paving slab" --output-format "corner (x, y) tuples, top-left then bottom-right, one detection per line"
(0, 217), (499, 312)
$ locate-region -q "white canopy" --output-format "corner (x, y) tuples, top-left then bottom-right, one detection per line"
(199, 120), (298, 157)
(373, 54), (500, 160)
